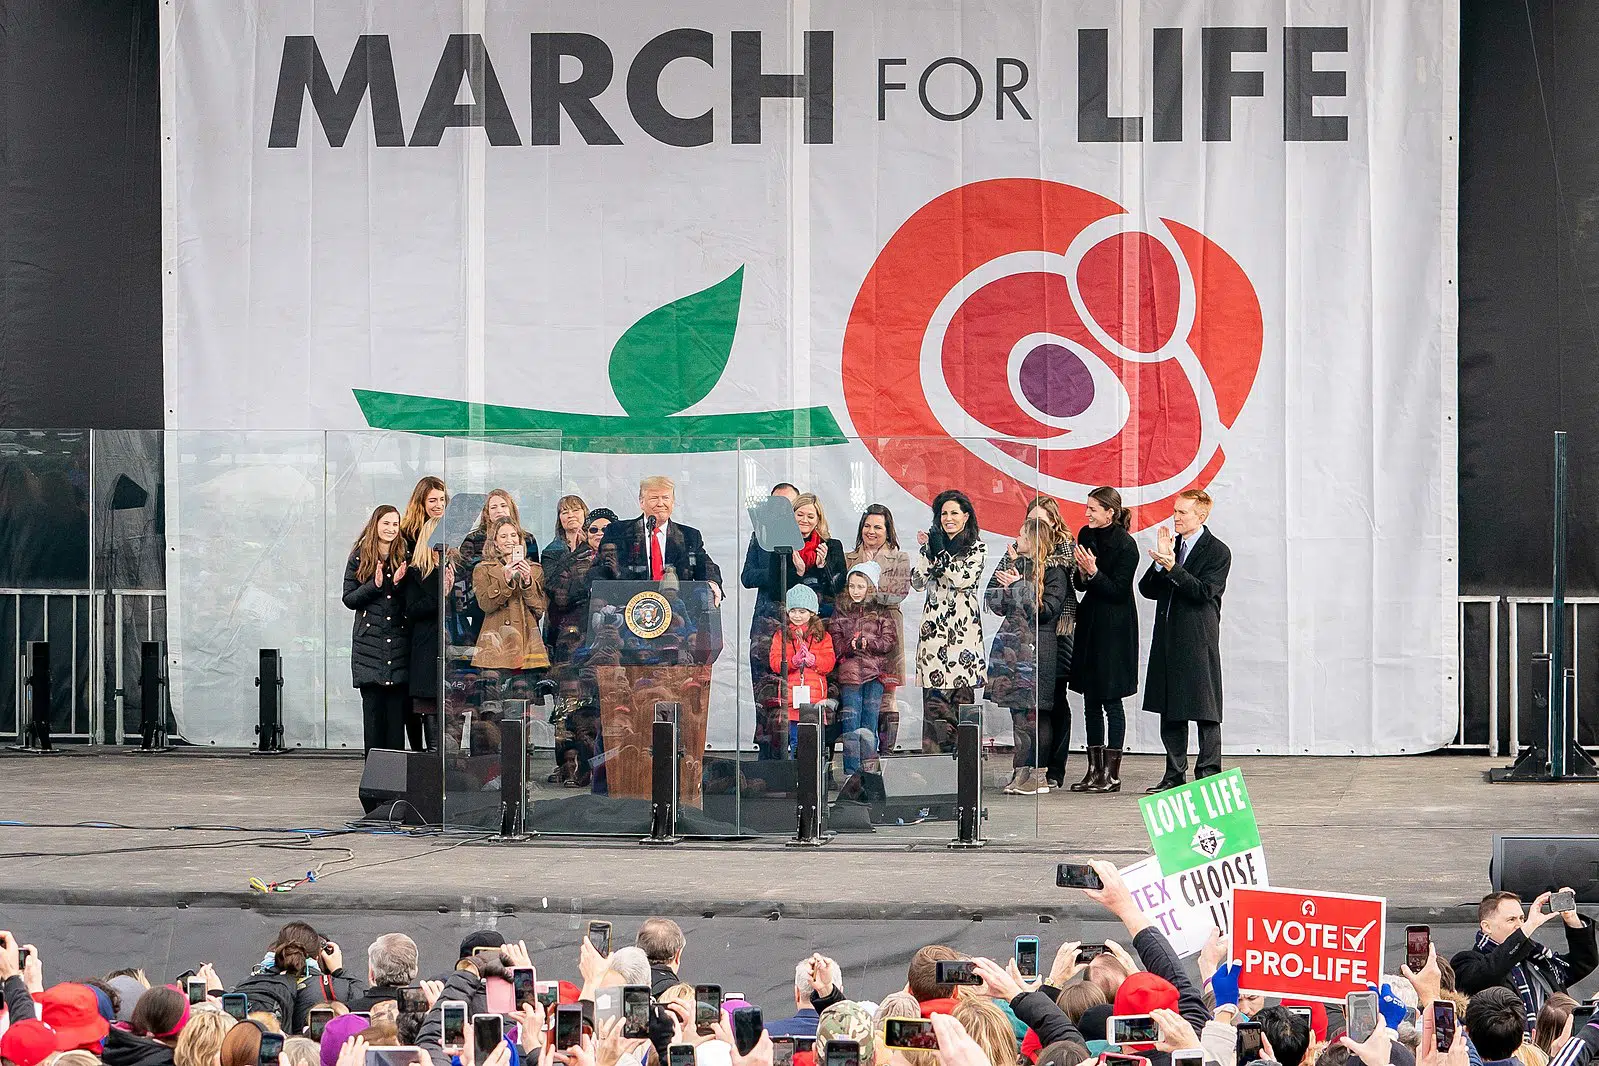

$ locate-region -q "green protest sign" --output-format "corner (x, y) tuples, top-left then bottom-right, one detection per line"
(1139, 768), (1262, 876)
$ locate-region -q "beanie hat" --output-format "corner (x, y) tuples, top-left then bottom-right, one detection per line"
(785, 585), (819, 613)
(846, 561), (882, 589)
(319, 1014), (371, 1066)
(458, 930), (506, 960)
(0, 1020), (60, 1066)
(1113, 973), (1179, 1044)
(37, 984), (111, 1051)
(107, 978), (146, 1025)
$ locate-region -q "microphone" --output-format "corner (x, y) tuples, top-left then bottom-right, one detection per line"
(646, 515), (658, 533)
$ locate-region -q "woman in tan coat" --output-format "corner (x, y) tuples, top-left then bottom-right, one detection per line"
(472, 518), (550, 683)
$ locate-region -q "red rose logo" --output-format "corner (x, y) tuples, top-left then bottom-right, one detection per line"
(841, 178), (1263, 533)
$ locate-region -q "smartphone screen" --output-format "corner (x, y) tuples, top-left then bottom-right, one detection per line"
(308, 1006), (336, 1040)
(772, 1039), (795, 1066)
(1433, 1000), (1457, 1052)
(587, 921), (613, 955)
(399, 987), (428, 1014)
(732, 1008), (764, 1055)
(824, 1038), (861, 1066)
(441, 1002), (468, 1051)
(1078, 944), (1107, 962)
(934, 960), (980, 986)
(668, 1046), (696, 1066)
(474, 1015), (505, 1059)
(259, 1033), (285, 1066)
(622, 985), (652, 1040)
(186, 977), (208, 1005)
(222, 994), (249, 1020)
(1057, 863), (1104, 889)
(1015, 936), (1040, 979)
(1406, 925), (1431, 971)
(536, 981), (559, 1009)
(556, 1006), (584, 1050)
(695, 985), (722, 1036)
(1237, 1023), (1264, 1065)
(1172, 1052), (1205, 1066)
(1111, 1016), (1159, 1044)
(1346, 992), (1379, 1043)
(511, 967), (536, 1008)
(883, 1018), (938, 1050)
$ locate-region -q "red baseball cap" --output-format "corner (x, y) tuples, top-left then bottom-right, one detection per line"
(1, 1019), (61, 1066)
(36, 984), (110, 1051)
(1113, 971), (1180, 1017)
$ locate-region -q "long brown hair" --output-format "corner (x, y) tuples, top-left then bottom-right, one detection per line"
(1027, 496), (1072, 548)
(352, 505), (401, 582)
(1088, 486), (1132, 530)
(400, 476), (447, 548)
(853, 504), (900, 551)
(482, 517), (526, 564)
(554, 494), (588, 546)
(475, 489), (526, 539)
(1017, 518), (1053, 607)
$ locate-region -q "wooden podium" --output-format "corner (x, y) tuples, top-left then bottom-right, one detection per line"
(586, 580), (721, 806)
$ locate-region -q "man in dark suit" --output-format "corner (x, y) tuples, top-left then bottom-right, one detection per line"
(586, 475), (723, 805)
(591, 475), (724, 601)
(1138, 489), (1231, 793)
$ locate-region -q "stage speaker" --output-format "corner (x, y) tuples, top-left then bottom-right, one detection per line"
(865, 753), (958, 824)
(1492, 835), (1599, 903)
(358, 749), (442, 826)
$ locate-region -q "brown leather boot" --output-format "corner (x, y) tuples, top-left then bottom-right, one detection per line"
(1070, 746), (1103, 792)
(1088, 748), (1123, 793)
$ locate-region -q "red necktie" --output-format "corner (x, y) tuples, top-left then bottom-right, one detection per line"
(650, 529), (664, 581)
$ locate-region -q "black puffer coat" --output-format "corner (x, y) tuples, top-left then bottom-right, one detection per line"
(101, 1030), (176, 1066)
(405, 561), (443, 699)
(342, 549), (409, 688)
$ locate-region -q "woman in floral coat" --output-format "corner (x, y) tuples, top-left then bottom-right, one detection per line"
(912, 489), (987, 753)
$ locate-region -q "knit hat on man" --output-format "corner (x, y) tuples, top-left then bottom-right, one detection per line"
(785, 585), (819, 613)
(458, 930), (506, 960)
(1113, 972), (1179, 1017)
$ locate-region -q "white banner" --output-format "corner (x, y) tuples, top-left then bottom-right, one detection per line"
(163, 0), (1458, 752)
(1121, 847), (1270, 958)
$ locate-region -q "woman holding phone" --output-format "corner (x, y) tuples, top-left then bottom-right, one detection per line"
(343, 505), (410, 753)
(471, 517), (550, 691)
(452, 489), (539, 647)
(911, 490), (987, 753)
(1066, 487), (1141, 793)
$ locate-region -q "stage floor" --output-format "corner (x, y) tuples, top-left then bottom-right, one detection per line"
(1, 750), (1592, 918)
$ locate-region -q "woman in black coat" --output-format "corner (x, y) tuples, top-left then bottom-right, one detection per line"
(403, 515), (444, 752)
(343, 504), (410, 753)
(1065, 487), (1140, 792)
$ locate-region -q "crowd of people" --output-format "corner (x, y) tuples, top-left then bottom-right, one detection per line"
(2, 870), (1595, 1066)
(342, 471), (1233, 797)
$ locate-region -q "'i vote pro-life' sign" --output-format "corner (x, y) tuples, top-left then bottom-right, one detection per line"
(1233, 886), (1388, 1003)
(1139, 768), (1262, 876)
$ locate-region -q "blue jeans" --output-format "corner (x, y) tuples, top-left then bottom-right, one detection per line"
(840, 680), (883, 775)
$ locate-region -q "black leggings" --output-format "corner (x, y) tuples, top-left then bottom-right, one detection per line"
(360, 684), (408, 753)
(1085, 697), (1127, 749)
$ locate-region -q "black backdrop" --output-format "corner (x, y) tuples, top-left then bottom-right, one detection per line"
(0, 0), (1593, 593)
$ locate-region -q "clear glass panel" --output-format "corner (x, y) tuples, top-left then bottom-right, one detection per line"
(167, 431), (328, 747)
(514, 442), (740, 837)
(732, 436), (1043, 844)
(439, 431), (565, 830)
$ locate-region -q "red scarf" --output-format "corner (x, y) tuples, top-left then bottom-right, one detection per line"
(798, 531), (821, 569)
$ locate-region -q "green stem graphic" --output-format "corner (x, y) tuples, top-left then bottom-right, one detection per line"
(354, 389), (847, 453)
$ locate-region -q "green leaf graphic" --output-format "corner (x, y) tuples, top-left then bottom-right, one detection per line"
(609, 266), (743, 418)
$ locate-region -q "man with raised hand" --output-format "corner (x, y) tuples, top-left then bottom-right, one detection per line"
(1453, 889), (1597, 1032)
